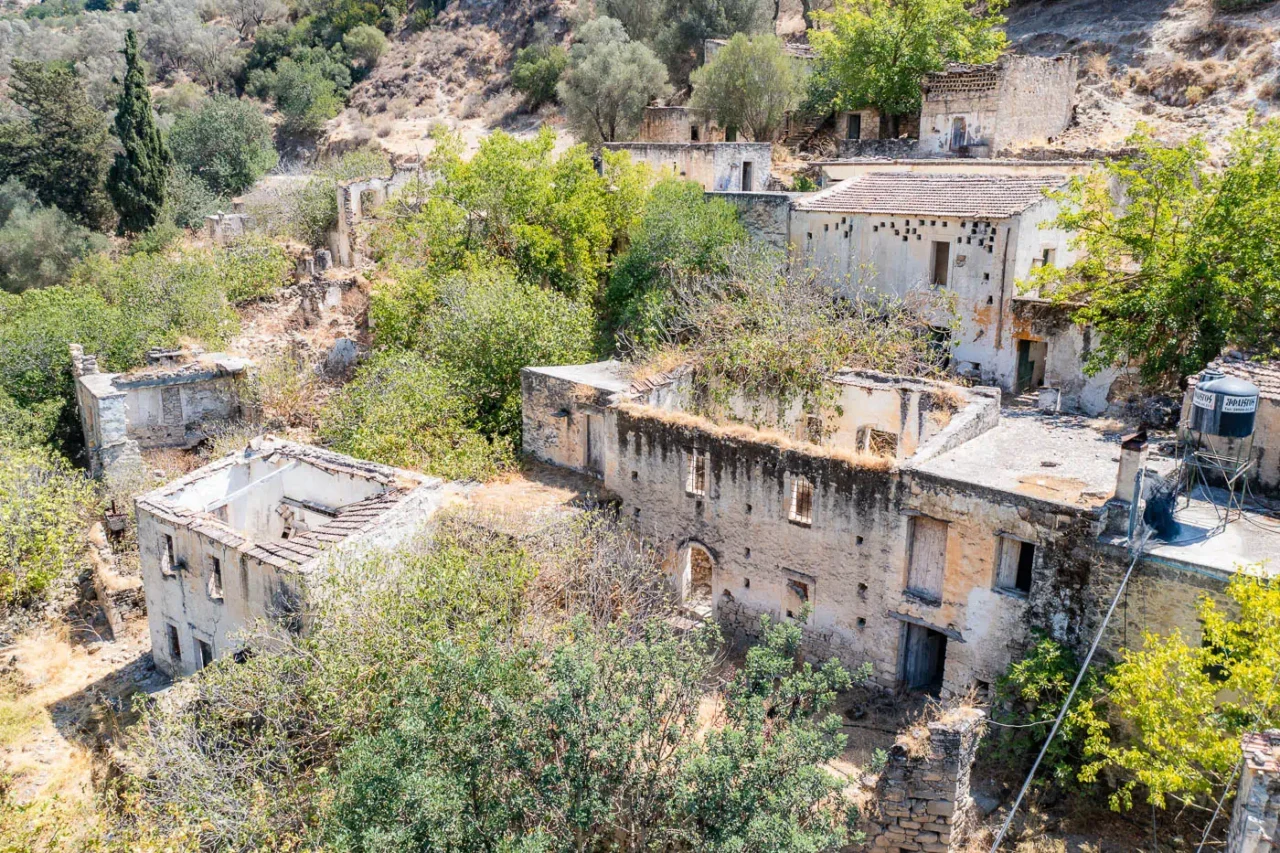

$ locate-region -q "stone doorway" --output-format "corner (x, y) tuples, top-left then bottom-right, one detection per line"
(681, 543), (714, 620)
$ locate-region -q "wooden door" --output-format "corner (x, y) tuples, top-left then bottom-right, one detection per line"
(906, 516), (947, 601)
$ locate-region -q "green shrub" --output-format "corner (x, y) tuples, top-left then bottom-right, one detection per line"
(164, 165), (223, 230)
(286, 148), (390, 247)
(220, 236), (293, 304)
(0, 443), (99, 606)
(406, 6), (433, 30)
(512, 42), (568, 109)
(248, 57), (343, 137)
(0, 179), (109, 294)
(342, 24), (389, 70)
(321, 350), (515, 480)
(168, 96), (279, 197)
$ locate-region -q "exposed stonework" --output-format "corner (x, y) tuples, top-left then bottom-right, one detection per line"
(204, 212), (256, 244)
(331, 164), (420, 268)
(603, 142), (772, 192)
(872, 708), (986, 852)
(1229, 731), (1280, 853)
(72, 345), (252, 479)
(920, 56), (1078, 158)
(640, 106), (725, 144)
(707, 191), (797, 249)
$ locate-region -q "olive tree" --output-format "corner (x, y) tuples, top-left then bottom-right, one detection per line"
(558, 16), (670, 144)
(689, 32), (802, 141)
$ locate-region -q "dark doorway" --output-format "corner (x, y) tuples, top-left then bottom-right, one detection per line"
(901, 623), (947, 695)
(197, 639), (214, 669)
(847, 113), (862, 140)
(585, 414), (604, 478)
(1014, 339), (1048, 394)
(690, 124), (700, 142)
(950, 117), (967, 150)
(931, 241), (950, 287)
(741, 161), (753, 191)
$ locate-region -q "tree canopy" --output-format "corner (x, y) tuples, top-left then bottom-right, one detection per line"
(807, 0), (1007, 117)
(168, 95), (279, 197)
(109, 29), (172, 234)
(1030, 121), (1280, 386)
(558, 17), (671, 145)
(690, 32), (803, 142)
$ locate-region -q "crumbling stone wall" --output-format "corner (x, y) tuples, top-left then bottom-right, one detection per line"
(872, 707), (987, 852)
(602, 142), (773, 192)
(1228, 731), (1280, 853)
(332, 165), (419, 267)
(639, 106), (724, 143)
(205, 212), (256, 244)
(707, 191), (796, 249)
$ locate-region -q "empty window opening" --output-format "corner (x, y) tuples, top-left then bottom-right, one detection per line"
(631, 470), (639, 481)
(785, 577), (811, 622)
(995, 536), (1035, 595)
(857, 582), (868, 599)
(901, 622), (948, 695)
(931, 240), (951, 288)
(197, 639), (213, 669)
(681, 544), (714, 618)
(857, 617), (867, 627)
(745, 503), (752, 514)
(864, 428), (899, 458)
(686, 449), (707, 496)
(744, 547), (751, 559)
(847, 113), (862, 139)
(726, 126), (738, 142)
(906, 516), (947, 602)
(789, 478), (814, 526)
(209, 556), (224, 600)
(240, 556), (250, 601)
(633, 507), (641, 520)
(162, 534), (176, 575)
(1032, 247), (1057, 269)
(166, 624), (182, 661)
(856, 535), (864, 545)
(743, 577), (751, 588)
(741, 161), (753, 191)
(690, 124), (700, 142)
(950, 117), (967, 150)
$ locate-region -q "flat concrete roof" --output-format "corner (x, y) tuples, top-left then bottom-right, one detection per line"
(525, 360), (632, 394)
(911, 409), (1120, 510)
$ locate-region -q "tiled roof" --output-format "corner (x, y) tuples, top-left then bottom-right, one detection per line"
(795, 173), (1068, 217)
(1189, 356), (1280, 401)
(246, 490), (413, 569)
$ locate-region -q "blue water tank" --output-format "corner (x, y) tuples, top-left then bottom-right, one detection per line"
(1190, 369), (1259, 439)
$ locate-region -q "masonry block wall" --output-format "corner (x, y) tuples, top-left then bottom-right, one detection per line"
(1228, 731), (1280, 853)
(603, 142), (773, 192)
(707, 191), (796, 250)
(872, 708), (987, 852)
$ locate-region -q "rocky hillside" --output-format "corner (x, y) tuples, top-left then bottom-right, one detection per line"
(1007, 0), (1280, 154)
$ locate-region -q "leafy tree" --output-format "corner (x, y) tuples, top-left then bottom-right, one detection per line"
(163, 164), (222, 229)
(248, 56), (343, 136)
(689, 32), (802, 141)
(168, 96), (279, 197)
(0, 442), (98, 605)
(370, 129), (647, 301)
(285, 147), (390, 247)
(221, 0), (287, 37)
(321, 350), (516, 480)
(0, 179), (109, 294)
(608, 178), (747, 347)
(1076, 571), (1280, 811)
(558, 17), (671, 144)
(342, 24), (388, 71)
(109, 30), (172, 234)
(1031, 122), (1280, 386)
(596, 0), (772, 84)
(511, 34), (568, 109)
(0, 59), (113, 230)
(326, 616), (860, 852)
(808, 0), (1007, 117)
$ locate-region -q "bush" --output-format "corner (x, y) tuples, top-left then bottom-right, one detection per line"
(342, 24), (388, 70)
(221, 236), (293, 303)
(249, 57), (344, 137)
(0, 179), (109, 294)
(321, 350), (516, 480)
(286, 148), (390, 247)
(0, 443), (99, 606)
(164, 164), (223, 230)
(168, 96), (280, 197)
(511, 40), (568, 109)
(406, 6), (433, 30)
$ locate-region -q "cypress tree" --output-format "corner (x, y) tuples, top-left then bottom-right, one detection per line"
(108, 30), (171, 234)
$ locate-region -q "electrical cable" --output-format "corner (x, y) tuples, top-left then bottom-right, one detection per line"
(988, 534), (1148, 853)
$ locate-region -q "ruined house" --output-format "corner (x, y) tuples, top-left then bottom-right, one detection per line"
(135, 437), (453, 677)
(603, 142), (772, 192)
(330, 163), (420, 267)
(72, 345), (252, 478)
(1229, 731), (1280, 853)
(790, 166), (1119, 412)
(523, 360), (1263, 697)
(919, 55), (1078, 158)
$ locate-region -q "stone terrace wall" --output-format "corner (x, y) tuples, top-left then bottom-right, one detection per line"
(1228, 731), (1280, 853)
(872, 708), (987, 852)
(707, 191), (797, 249)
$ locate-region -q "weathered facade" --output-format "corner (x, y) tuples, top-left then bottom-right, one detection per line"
(791, 169), (1119, 412)
(523, 361), (1247, 697)
(602, 142), (772, 192)
(135, 437), (453, 677)
(72, 345), (252, 478)
(919, 56), (1078, 158)
(639, 106), (726, 144)
(331, 164), (420, 267)
(1229, 731), (1280, 853)
(708, 190), (797, 249)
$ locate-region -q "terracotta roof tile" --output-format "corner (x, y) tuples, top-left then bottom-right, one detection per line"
(1190, 356), (1280, 401)
(796, 173), (1068, 217)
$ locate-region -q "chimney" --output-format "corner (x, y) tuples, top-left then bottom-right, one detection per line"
(1115, 430), (1148, 504)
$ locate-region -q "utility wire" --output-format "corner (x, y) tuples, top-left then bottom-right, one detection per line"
(989, 535), (1148, 853)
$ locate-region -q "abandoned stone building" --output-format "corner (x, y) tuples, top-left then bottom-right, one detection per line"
(789, 166), (1118, 412)
(522, 360), (1269, 697)
(72, 345), (252, 478)
(330, 162), (420, 267)
(919, 55), (1078, 158)
(135, 436), (453, 677)
(1230, 731), (1280, 853)
(604, 142), (773, 192)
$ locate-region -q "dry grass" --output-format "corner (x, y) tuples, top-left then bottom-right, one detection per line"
(624, 349), (692, 387)
(1082, 52), (1110, 79)
(615, 401), (896, 472)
